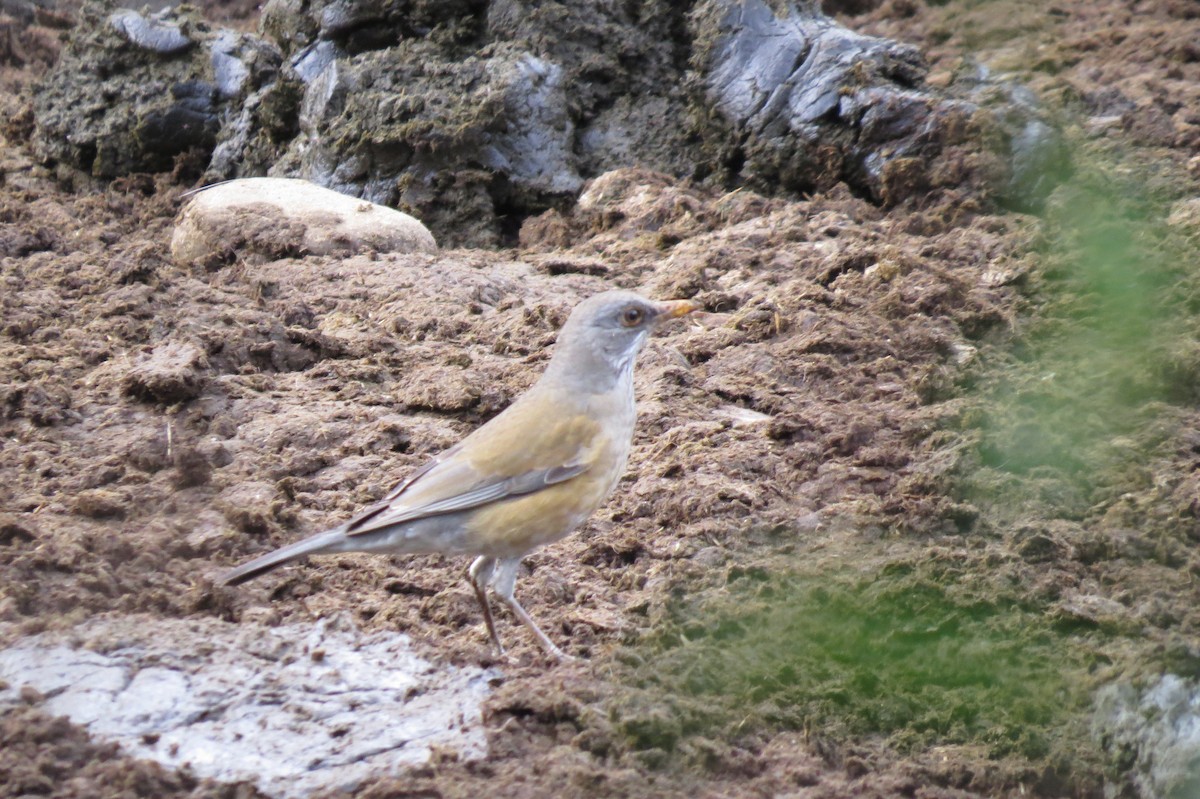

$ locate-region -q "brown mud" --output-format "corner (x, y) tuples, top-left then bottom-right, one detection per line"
(2, 1), (1199, 797)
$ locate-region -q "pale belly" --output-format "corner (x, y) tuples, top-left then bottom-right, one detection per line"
(463, 439), (630, 557)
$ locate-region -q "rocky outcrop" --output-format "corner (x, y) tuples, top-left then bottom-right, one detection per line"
(31, 0), (1066, 246)
(33, 6), (285, 179)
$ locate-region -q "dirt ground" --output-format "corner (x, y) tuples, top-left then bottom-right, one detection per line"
(2, 1), (1199, 797)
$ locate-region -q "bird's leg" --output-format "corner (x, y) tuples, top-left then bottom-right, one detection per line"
(467, 556), (503, 654)
(491, 557), (574, 662)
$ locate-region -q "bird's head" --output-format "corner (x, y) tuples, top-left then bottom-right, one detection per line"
(544, 290), (700, 393)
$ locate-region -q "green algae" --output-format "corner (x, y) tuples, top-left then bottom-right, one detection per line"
(960, 164), (1195, 501)
(619, 563), (1093, 761)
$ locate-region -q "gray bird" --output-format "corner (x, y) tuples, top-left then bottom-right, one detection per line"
(219, 290), (700, 660)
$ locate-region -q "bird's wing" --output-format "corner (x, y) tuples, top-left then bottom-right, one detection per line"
(343, 398), (598, 536)
(344, 456), (588, 535)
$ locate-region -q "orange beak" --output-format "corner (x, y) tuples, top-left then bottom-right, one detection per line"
(654, 299), (702, 322)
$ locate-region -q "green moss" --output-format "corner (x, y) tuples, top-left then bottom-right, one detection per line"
(620, 565), (1093, 761)
(954, 145), (1200, 532)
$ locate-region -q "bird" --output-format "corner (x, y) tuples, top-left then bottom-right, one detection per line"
(219, 290), (700, 661)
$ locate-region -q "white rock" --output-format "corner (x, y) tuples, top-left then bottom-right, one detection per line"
(0, 615), (494, 797)
(1093, 673), (1200, 799)
(171, 177), (437, 265)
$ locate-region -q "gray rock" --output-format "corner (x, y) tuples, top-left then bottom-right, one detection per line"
(269, 39), (580, 247)
(109, 9), (192, 54)
(479, 54), (581, 197)
(1094, 674), (1200, 799)
(34, 4), (281, 178)
(291, 38), (342, 83)
(209, 29), (280, 100)
(694, 0), (1042, 206)
(0, 616), (496, 797)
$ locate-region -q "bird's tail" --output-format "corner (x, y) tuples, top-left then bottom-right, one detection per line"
(219, 527), (348, 586)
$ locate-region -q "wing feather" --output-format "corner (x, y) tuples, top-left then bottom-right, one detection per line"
(343, 393), (599, 537)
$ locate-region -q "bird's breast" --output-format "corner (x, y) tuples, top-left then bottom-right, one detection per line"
(464, 389), (636, 557)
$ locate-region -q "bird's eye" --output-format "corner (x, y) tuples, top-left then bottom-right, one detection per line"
(620, 306), (645, 327)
